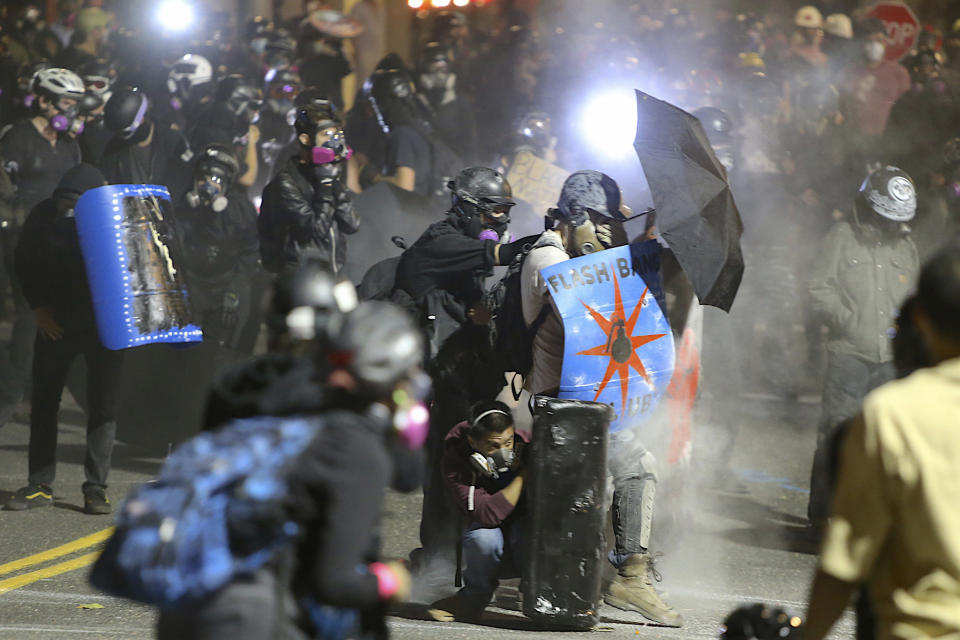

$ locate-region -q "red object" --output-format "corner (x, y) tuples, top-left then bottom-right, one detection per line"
(865, 1), (921, 62)
(665, 327), (699, 466)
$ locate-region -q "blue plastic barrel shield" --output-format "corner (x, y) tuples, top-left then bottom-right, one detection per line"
(542, 241), (675, 432)
(75, 184), (203, 350)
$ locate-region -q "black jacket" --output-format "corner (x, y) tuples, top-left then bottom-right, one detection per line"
(394, 216), (496, 357)
(14, 197), (96, 332)
(259, 157), (360, 274)
(99, 122), (191, 201)
(174, 193), (260, 294)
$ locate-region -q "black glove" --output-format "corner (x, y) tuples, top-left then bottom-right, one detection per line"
(497, 234), (541, 266)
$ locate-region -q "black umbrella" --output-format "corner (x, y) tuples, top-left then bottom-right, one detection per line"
(633, 90), (744, 312)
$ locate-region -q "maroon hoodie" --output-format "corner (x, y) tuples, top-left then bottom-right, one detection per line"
(441, 421), (531, 528)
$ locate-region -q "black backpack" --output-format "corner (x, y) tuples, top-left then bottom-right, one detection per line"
(484, 246), (550, 399)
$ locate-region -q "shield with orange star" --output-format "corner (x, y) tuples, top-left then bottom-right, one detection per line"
(541, 240), (675, 432)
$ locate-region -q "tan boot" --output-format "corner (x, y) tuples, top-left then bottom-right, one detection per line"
(604, 554), (683, 627)
(426, 593), (484, 623)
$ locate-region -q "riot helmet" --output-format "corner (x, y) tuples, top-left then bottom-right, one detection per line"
(104, 86), (151, 142)
(33, 67), (86, 135)
(216, 75), (263, 127)
(858, 166), (917, 223)
(550, 170), (629, 256)
(448, 167), (516, 239)
(167, 53), (213, 102)
(268, 258), (358, 351)
(186, 144), (240, 213)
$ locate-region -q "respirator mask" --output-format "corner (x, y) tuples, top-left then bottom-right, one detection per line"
(469, 442), (517, 480)
(186, 170), (229, 212)
(549, 208), (628, 256)
(311, 132), (353, 165)
(49, 99), (85, 136)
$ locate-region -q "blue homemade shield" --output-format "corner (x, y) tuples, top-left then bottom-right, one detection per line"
(543, 241), (675, 432)
(75, 184), (203, 350)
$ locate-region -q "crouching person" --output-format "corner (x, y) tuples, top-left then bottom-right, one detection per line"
(428, 401), (529, 622)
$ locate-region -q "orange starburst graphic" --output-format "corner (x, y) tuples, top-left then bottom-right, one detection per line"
(576, 273), (666, 410)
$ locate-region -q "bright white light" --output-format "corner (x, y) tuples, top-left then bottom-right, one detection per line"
(432, 0), (451, 7)
(453, 0), (470, 6)
(407, 0), (423, 7)
(578, 88), (637, 161)
(156, 0), (194, 32)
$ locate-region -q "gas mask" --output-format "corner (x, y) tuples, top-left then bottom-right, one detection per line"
(477, 211), (511, 243)
(865, 40), (886, 63)
(186, 171), (229, 212)
(553, 209), (628, 257)
(469, 443), (516, 480)
(418, 70), (451, 92)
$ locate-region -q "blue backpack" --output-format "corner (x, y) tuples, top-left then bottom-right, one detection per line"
(90, 415), (323, 608)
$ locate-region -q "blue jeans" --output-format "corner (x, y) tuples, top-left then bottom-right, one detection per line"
(460, 521), (524, 609)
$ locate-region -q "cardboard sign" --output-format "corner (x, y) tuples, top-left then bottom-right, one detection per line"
(505, 151), (569, 216)
(865, 1), (920, 62)
(543, 241), (675, 432)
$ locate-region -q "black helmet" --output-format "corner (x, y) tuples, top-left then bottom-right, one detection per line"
(104, 86), (150, 139)
(265, 67), (301, 99)
(720, 603), (801, 639)
(858, 166), (917, 222)
(295, 87), (337, 116)
(295, 105), (341, 139)
(216, 75), (263, 121)
(692, 106), (733, 143)
(195, 143), (240, 186)
(268, 259), (358, 348)
(449, 167), (516, 217)
(375, 53), (409, 73)
(330, 301), (423, 400)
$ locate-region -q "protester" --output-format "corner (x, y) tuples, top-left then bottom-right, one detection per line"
(258, 103), (358, 276)
(0, 67), (84, 425)
(5, 163), (120, 514)
(806, 166), (919, 527)
(520, 170), (681, 627)
(804, 243), (960, 640)
(427, 400), (528, 622)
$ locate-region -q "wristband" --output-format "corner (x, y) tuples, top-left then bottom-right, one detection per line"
(369, 562), (399, 600)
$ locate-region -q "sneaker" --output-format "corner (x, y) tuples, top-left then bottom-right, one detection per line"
(83, 488), (112, 515)
(4, 484), (54, 511)
(426, 594), (484, 623)
(604, 553), (683, 627)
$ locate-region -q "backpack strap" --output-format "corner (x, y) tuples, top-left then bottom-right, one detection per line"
(509, 303), (552, 401)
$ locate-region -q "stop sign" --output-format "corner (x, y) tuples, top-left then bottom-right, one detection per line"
(865, 1), (920, 62)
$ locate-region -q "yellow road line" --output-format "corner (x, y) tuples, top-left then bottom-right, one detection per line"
(0, 528), (114, 577)
(0, 551), (101, 595)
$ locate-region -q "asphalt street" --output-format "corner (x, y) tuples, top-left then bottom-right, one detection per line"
(0, 392), (856, 639)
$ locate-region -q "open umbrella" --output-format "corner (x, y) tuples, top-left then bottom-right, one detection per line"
(633, 90), (744, 311)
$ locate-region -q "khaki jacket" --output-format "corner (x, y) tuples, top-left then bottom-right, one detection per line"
(808, 220), (918, 363)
